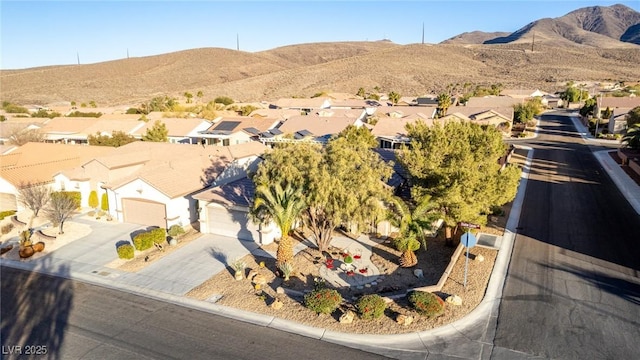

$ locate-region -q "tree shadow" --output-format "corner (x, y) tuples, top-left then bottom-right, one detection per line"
(1, 256), (73, 360)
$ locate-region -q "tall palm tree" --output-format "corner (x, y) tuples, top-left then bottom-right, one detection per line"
(437, 93), (451, 118)
(622, 123), (640, 150)
(252, 183), (307, 268)
(387, 195), (438, 267)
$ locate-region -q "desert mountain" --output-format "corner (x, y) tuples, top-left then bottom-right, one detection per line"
(2, 4), (640, 107)
(482, 4), (640, 47)
(441, 31), (511, 45)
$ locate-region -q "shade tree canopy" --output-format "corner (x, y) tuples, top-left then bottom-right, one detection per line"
(398, 120), (521, 243)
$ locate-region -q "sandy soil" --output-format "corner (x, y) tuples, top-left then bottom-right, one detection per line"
(0, 213), (91, 262)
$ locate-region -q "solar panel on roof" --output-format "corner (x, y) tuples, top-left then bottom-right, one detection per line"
(269, 128), (283, 135)
(260, 132), (274, 138)
(213, 121), (241, 132)
(243, 127), (261, 135)
(297, 129), (312, 137)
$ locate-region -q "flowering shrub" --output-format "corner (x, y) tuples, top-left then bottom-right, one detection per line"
(408, 291), (445, 318)
(356, 294), (386, 320)
(304, 288), (342, 314)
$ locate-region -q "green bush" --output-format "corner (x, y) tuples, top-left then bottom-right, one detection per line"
(88, 190), (99, 209)
(168, 224), (185, 237)
(149, 228), (166, 244)
(1, 223), (14, 235)
(53, 191), (81, 209)
(132, 228), (166, 250)
(408, 291), (445, 318)
(132, 232), (154, 251)
(101, 193), (109, 211)
(304, 288), (342, 314)
(0, 210), (16, 220)
(117, 243), (135, 259)
(356, 294), (386, 320)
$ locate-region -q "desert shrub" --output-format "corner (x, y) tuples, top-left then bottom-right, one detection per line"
(167, 224), (185, 237)
(149, 228), (166, 244)
(133, 232), (154, 251)
(88, 190), (99, 209)
(408, 291), (445, 318)
(133, 227), (166, 250)
(117, 243), (134, 259)
(1, 223), (14, 235)
(304, 288), (342, 314)
(0, 210), (16, 220)
(54, 191), (81, 208)
(214, 96), (234, 106)
(356, 294), (386, 320)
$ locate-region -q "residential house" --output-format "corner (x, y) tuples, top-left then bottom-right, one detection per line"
(500, 89), (547, 99)
(607, 108), (635, 134)
(465, 96), (522, 108)
(371, 116), (419, 149)
(196, 117), (279, 146)
(54, 141), (267, 231)
(0, 118), (45, 145)
(248, 108), (300, 122)
(0, 142), (114, 210)
(396, 97), (417, 106)
(270, 113), (365, 144)
(271, 98), (332, 113)
(595, 97), (640, 120)
(330, 99), (383, 109)
(192, 176), (281, 245)
(374, 106), (437, 120)
(39, 117), (145, 144)
(541, 95), (564, 108)
(132, 118), (211, 144)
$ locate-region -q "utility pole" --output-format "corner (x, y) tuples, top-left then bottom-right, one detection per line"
(127, 48), (129, 59)
(236, 33), (239, 51)
(422, 22), (425, 44)
(595, 92), (603, 136)
(76, 52), (80, 65)
(531, 31), (535, 52)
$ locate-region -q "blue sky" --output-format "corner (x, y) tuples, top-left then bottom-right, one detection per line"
(1, 1), (639, 69)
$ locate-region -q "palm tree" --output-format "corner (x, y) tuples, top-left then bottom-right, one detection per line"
(387, 195), (438, 267)
(437, 93), (451, 118)
(252, 183), (307, 268)
(622, 123), (640, 150)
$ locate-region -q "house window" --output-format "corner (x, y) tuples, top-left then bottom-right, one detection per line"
(223, 139), (230, 146)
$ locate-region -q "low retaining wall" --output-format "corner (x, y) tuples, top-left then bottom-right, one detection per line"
(33, 229), (56, 241)
(11, 216), (26, 228)
(630, 159), (640, 177)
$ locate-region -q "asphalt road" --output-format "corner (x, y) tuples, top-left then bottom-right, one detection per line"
(492, 112), (640, 359)
(0, 266), (391, 360)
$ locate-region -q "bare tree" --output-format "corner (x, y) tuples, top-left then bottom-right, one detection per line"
(9, 127), (45, 146)
(45, 192), (78, 234)
(17, 183), (50, 219)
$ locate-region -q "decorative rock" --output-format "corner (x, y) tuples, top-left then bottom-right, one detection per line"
(475, 254), (485, 262)
(413, 269), (424, 278)
(168, 238), (178, 246)
(276, 286), (285, 294)
(252, 274), (267, 285)
(357, 286), (364, 290)
(396, 314), (414, 326)
(270, 300), (284, 310)
(247, 270), (259, 281)
(446, 295), (463, 306)
(32, 241), (45, 252)
(365, 284), (371, 288)
(339, 310), (355, 324)
(371, 281), (377, 286)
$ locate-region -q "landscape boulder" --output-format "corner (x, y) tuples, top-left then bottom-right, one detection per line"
(396, 314), (414, 326)
(339, 310), (355, 324)
(446, 295), (463, 306)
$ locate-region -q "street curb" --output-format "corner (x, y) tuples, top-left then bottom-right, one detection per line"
(593, 150), (640, 215)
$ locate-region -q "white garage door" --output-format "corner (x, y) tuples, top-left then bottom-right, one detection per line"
(207, 205), (260, 241)
(0, 193), (17, 211)
(122, 198), (166, 228)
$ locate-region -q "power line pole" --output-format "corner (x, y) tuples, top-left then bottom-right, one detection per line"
(531, 31), (535, 52)
(422, 22), (425, 44)
(127, 48), (129, 59)
(237, 33), (239, 51)
(76, 52), (80, 65)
